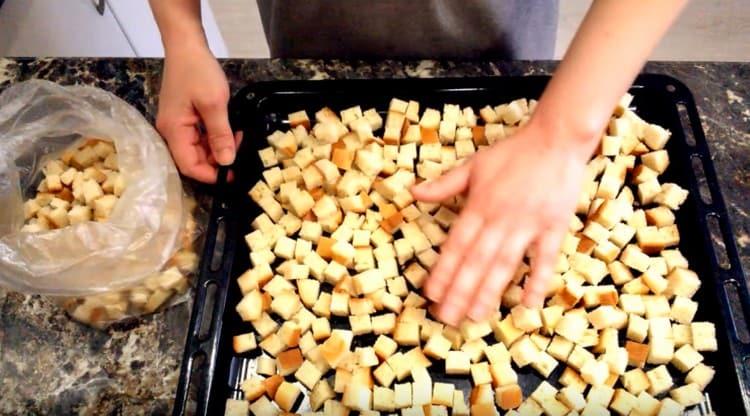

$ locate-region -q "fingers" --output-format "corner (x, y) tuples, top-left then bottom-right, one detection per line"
(159, 118), (219, 183)
(423, 210), (483, 302)
(433, 222), (507, 325)
(467, 229), (532, 321)
(195, 96), (235, 166)
(522, 226), (566, 308)
(411, 161), (471, 202)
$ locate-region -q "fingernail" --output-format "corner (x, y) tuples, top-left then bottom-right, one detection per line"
(216, 148), (235, 166)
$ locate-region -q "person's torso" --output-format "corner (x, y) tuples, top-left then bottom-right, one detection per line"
(257, 0), (558, 60)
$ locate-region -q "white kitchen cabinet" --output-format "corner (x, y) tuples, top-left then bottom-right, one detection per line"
(0, 0), (227, 57)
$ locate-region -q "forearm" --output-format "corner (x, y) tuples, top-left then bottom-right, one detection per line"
(534, 0), (688, 151)
(149, 0), (207, 54)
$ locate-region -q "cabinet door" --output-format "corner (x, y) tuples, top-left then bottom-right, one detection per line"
(107, 0), (228, 57)
(0, 0), (135, 57)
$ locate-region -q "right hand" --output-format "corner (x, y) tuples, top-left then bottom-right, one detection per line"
(155, 44), (238, 183)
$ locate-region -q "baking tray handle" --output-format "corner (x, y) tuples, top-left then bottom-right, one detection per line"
(173, 167), (237, 416)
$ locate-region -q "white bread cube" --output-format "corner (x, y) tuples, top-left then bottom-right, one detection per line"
(247, 395), (278, 416)
(373, 386), (396, 412)
(294, 360), (323, 390)
(620, 244), (651, 273)
(489, 361), (517, 388)
(627, 313), (649, 342)
(658, 398), (686, 416)
(255, 354), (276, 376)
(644, 296), (671, 319)
(510, 305), (542, 332)
(423, 332), (452, 360)
(621, 368), (650, 395)
(484, 342), (510, 366)
(587, 305), (627, 330)
(567, 345), (595, 372)
(350, 314), (373, 336)
(373, 362), (396, 387)
(259, 333), (285, 357)
(329, 291), (349, 316)
(647, 337), (675, 365)
(641, 269), (668, 295)
(311, 292), (331, 318)
(670, 296), (697, 324)
(555, 311), (589, 343)
(531, 351), (559, 378)
(547, 335), (575, 362)
(559, 366), (587, 393)
(251, 313), (278, 339)
(509, 335), (540, 368)
(685, 363), (715, 391)
(394, 382), (412, 409)
(411, 366), (432, 406)
(232, 332), (257, 354)
(580, 358), (609, 386)
(342, 383), (372, 412)
(235, 289), (263, 321)
(655, 183), (689, 210)
(372, 313), (397, 335)
(270, 291), (301, 320)
(224, 398), (249, 416)
(431, 382), (454, 407)
(309, 380), (335, 411)
(646, 364), (673, 396)
(672, 344), (703, 373)
(586, 384), (615, 408)
(445, 351), (471, 375)
(558, 386), (586, 411)
(673, 323), (692, 347)
(666, 268), (701, 298)
(691, 322), (718, 351)
(393, 321), (420, 346)
(470, 362), (492, 385)
(610, 388), (638, 416)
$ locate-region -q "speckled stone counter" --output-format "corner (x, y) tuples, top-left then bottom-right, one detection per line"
(0, 59), (747, 415)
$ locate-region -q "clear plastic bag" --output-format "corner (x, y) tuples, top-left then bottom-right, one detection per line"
(0, 80), (183, 296)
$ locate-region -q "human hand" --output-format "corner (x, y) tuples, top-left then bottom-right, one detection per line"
(411, 119), (594, 325)
(155, 44), (239, 183)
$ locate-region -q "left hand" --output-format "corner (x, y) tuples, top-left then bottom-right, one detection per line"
(411, 119), (593, 325)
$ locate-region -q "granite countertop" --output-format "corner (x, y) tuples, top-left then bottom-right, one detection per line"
(0, 59), (747, 415)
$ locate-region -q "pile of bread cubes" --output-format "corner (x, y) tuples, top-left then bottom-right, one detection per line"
(226, 94), (717, 416)
(21, 139), (198, 328)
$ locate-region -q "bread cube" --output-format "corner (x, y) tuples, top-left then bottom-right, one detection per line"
(655, 183), (689, 210)
(509, 335), (540, 368)
(492, 384), (521, 411)
(393, 321), (420, 346)
(232, 333), (257, 354)
(235, 289), (263, 322)
(685, 363), (715, 391)
(557, 386), (586, 411)
(394, 382), (412, 409)
(666, 268), (701, 298)
(259, 333), (285, 357)
(647, 337), (674, 365)
(445, 351), (471, 375)
(255, 354), (276, 376)
(531, 351), (559, 378)
(509, 305), (542, 332)
(372, 313), (397, 335)
(555, 311), (589, 343)
(580, 358), (609, 386)
(645, 364), (673, 396)
(342, 383), (372, 412)
(374, 362), (396, 387)
(691, 322), (718, 351)
(423, 332), (451, 360)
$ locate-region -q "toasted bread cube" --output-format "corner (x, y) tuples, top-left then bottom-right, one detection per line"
(270, 291), (301, 320)
(68, 205), (92, 225)
(429, 382), (454, 407)
(323, 261), (348, 286)
(580, 358), (609, 386)
(488, 384), (521, 411)
(493, 315), (525, 347)
(342, 383), (372, 412)
(691, 322), (718, 352)
(557, 386), (586, 411)
(567, 344), (595, 372)
(349, 314), (372, 336)
(654, 183), (689, 210)
(467, 362), (491, 385)
(329, 291), (349, 316)
(310, 317), (331, 341)
(292, 360), (322, 391)
(393, 321), (420, 346)
(558, 366), (587, 393)
(669, 296), (697, 325)
(422, 332), (451, 360)
(307, 380), (335, 411)
(685, 363), (715, 391)
(657, 397), (686, 416)
(645, 364), (673, 396)
(531, 351), (559, 379)
(621, 368), (650, 396)
(509, 305), (542, 332)
(666, 268), (701, 298)
(236, 289), (263, 322)
(443, 350), (470, 375)
(546, 335), (574, 362)
(647, 337), (674, 365)
(626, 340), (650, 369)
(585, 384), (615, 409)
(233, 333), (257, 354)
(372, 313), (397, 335)
(224, 398), (249, 416)
(627, 313), (649, 343)
(394, 382), (412, 409)
(254, 354), (276, 376)
(587, 305), (627, 330)
(259, 333), (285, 357)
(555, 311), (589, 343)
(620, 244), (651, 273)
(257, 195), (283, 222)
(509, 335), (540, 368)
(374, 362), (396, 387)
(319, 330), (353, 368)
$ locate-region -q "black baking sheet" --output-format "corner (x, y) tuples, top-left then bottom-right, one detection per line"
(173, 75), (750, 415)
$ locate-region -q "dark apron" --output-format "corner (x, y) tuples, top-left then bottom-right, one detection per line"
(256, 0), (558, 60)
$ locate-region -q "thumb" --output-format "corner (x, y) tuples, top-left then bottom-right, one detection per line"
(196, 99), (235, 166)
(410, 160), (471, 202)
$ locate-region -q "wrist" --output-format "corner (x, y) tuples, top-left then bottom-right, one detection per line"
(161, 25), (209, 59)
(526, 102), (604, 161)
